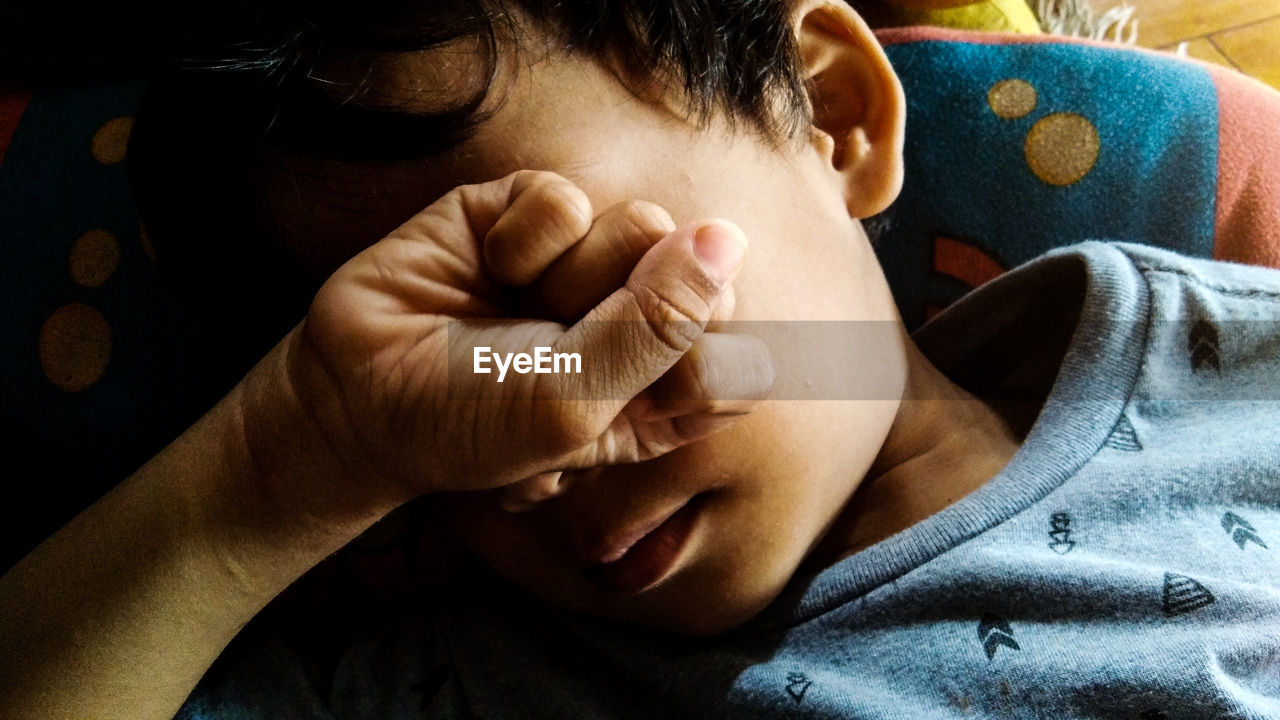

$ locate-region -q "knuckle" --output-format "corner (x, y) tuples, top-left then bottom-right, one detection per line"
(512, 168), (565, 191)
(528, 181), (591, 236)
(501, 169), (564, 204)
(485, 180), (590, 283)
(619, 201), (675, 241)
(607, 201), (674, 262)
(481, 229), (522, 282)
(629, 284), (704, 353)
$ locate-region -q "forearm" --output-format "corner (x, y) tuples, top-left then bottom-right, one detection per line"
(0, 369), (388, 720)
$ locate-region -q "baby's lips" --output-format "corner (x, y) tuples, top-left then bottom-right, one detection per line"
(574, 499), (684, 566)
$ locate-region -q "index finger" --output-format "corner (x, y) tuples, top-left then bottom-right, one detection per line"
(523, 200), (675, 321)
(482, 173), (593, 287)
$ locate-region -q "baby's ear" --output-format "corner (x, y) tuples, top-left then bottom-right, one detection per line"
(794, 0), (905, 218)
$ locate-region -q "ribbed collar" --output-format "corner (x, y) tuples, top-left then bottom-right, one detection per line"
(751, 242), (1152, 632)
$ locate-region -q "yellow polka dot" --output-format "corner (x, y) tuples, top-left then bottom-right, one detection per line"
(39, 303), (112, 392)
(91, 116), (134, 165)
(1024, 113), (1100, 187)
(988, 79), (1038, 119)
(69, 229), (121, 288)
(138, 222), (157, 263)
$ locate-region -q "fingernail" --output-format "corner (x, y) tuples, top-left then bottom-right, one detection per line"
(693, 222), (747, 283)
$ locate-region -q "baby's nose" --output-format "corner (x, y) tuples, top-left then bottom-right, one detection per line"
(497, 471), (572, 513)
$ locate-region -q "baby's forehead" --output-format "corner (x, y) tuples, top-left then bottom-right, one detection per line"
(277, 31), (669, 171)
(254, 44), (784, 281)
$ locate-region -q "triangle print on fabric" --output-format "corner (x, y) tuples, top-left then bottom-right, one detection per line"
(1104, 414), (1142, 452)
(1162, 573), (1215, 616)
(1188, 319), (1222, 374)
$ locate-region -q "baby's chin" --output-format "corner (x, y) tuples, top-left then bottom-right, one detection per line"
(564, 551), (801, 636)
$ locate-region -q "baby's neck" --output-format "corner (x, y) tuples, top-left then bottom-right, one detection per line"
(817, 342), (1023, 561)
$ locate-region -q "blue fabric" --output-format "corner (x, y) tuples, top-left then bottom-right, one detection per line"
(0, 83), (230, 568)
(879, 39), (1221, 328)
(179, 243), (1280, 719)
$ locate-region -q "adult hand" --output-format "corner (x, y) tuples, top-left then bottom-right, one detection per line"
(240, 170), (774, 522)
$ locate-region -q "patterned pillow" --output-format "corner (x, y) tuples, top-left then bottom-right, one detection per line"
(0, 81), (219, 568)
(876, 27), (1280, 327)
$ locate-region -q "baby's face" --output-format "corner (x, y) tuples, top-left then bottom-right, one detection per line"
(270, 43), (907, 633)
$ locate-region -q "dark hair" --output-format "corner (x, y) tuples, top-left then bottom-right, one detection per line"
(155, 0), (810, 156)
(127, 0), (820, 366)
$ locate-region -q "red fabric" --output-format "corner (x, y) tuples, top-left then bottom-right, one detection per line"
(1205, 64), (1280, 269)
(877, 26), (1135, 49)
(0, 87), (34, 167)
(932, 235), (1007, 289)
(876, 27), (1212, 72)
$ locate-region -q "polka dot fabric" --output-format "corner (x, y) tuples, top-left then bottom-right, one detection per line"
(876, 27), (1280, 328)
(0, 82), (213, 569)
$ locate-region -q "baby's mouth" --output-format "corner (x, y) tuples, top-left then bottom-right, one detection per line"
(585, 495), (703, 594)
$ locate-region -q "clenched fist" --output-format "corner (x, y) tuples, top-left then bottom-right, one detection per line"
(237, 171), (775, 523)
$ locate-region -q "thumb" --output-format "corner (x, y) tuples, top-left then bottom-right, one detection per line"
(548, 219), (746, 417)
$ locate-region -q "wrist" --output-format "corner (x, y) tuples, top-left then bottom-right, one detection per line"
(192, 332), (403, 597)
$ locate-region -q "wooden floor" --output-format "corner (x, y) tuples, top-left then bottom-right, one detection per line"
(1121, 0), (1280, 88)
